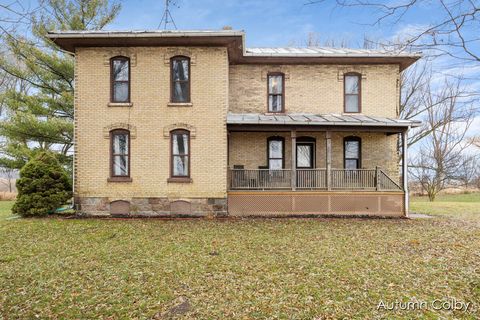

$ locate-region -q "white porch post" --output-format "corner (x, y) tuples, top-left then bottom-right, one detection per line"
(326, 130), (332, 191)
(291, 129), (296, 191)
(402, 128), (409, 217)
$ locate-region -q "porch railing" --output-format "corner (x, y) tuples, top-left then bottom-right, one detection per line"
(228, 168), (402, 191)
(229, 169), (291, 190)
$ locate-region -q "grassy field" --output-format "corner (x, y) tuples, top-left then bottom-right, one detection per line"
(411, 192), (480, 219)
(1, 195), (479, 319)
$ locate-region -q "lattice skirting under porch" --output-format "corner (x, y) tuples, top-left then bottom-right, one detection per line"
(227, 191), (405, 217)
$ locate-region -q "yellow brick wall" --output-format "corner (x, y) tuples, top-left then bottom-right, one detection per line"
(229, 131), (399, 181)
(75, 47), (228, 199)
(229, 64), (400, 117)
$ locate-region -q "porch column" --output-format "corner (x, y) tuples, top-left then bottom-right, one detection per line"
(325, 131), (332, 191)
(402, 128), (409, 217)
(291, 129), (296, 191)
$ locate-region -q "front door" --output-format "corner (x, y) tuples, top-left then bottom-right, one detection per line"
(296, 142), (315, 188)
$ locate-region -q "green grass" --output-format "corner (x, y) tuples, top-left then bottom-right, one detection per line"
(411, 192), (480, 219)
(1, 198), (479, 319)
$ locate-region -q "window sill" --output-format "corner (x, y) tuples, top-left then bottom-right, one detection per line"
(167, 102), (193, 107)
(167, 177), (193, 183)
(264, 112), (286, 115)
(107, 177), (133, 182)
(108, 102), (133, 107)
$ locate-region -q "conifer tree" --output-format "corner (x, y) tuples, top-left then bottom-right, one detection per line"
(0, 0), (121, 170)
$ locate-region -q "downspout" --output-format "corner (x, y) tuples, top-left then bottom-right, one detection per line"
(402, 127), (409, 217)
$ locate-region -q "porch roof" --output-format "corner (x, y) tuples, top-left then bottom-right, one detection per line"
(227, 112), (421, 129)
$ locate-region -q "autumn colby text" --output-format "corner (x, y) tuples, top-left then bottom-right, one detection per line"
(377, 298), (472, 311)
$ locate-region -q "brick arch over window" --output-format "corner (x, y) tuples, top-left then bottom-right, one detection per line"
(103, 123), (137, 138)
(163, 123), (196, 138)
(163, 49), (196, 65)
(103, 50), (137, 66)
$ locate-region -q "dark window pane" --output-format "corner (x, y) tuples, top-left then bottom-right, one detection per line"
(113, 133), (128, 154)
(113, 59), (129, 81)
(268, 75), (283, 94)
(172, 133), (188, 154)
(345, 140), (359, 158)
(173, 155), (188, 176)
(173, 82), (189, 102)
(297, 145), (312, 168)
(269, 140), (283, 158)
(113, 155), (128, 176)
(345, 95), (359, 112)
(269, 159), (283, 170)
(113, 82), (129, 102)
(345, 159), (358, 169)
(172, 59), (189, 81)
(345, 75), (359, 94)
(269, 95), (282, 112)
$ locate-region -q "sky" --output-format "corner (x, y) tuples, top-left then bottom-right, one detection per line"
(108, 0), (432, 48)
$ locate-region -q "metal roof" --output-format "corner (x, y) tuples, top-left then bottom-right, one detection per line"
(47, 29), (245, 37)
(227, 113), (421, 128)
(246, 47), (420, 58)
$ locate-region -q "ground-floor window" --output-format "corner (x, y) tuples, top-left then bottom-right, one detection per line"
(267, 136), (284, 169)
(171, 129), (190, 177)
(111, 129), (130, 177)
(344, 136), (361, 169)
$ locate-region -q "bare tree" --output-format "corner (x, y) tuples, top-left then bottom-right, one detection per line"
(305, 0), (480, 67)
(409, 81), (475, 201)
(0, 165), (16, 192)
(288, 31), (351, 47)
(400, 60), (478, 146)
(471, 136), (480, 148)
(455, 154), (479, 188)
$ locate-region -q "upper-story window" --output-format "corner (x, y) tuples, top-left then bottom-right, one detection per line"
(267, 136), (285, 169)
(111, 129), (130, 177)
(171, 56), (190, 103)
(267, 73), (284, 113)
(344, 136), (361, 169)
(171, 129), (190, 178)
(344, 73), (361, 113)
(110, 57), (130, 103)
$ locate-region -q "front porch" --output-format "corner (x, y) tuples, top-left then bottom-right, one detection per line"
(226, 112), (420, 217)
(228, 167), (402, 191)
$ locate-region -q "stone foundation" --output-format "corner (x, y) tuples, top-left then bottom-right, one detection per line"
(75, 196), (228, 217)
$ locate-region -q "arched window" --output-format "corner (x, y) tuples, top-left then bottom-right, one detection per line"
(267, 136), (285, 169)
(267, 72), (285, 112)
(110, 56), (130, 103)
(344, 72), (361, 113)
(171, 129), (190, 177)
(110, 129), (130, 177)
(344, 136), (361, 169)
(170, 56), (190, 103)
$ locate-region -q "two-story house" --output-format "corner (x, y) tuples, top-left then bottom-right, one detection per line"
(47, 30), (421, 217)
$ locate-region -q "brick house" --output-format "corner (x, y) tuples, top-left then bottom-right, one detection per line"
(47, 30), (421, 217)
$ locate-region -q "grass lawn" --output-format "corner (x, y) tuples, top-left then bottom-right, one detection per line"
(411, 192), (480, 219)
(1, 196), (479, 319)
